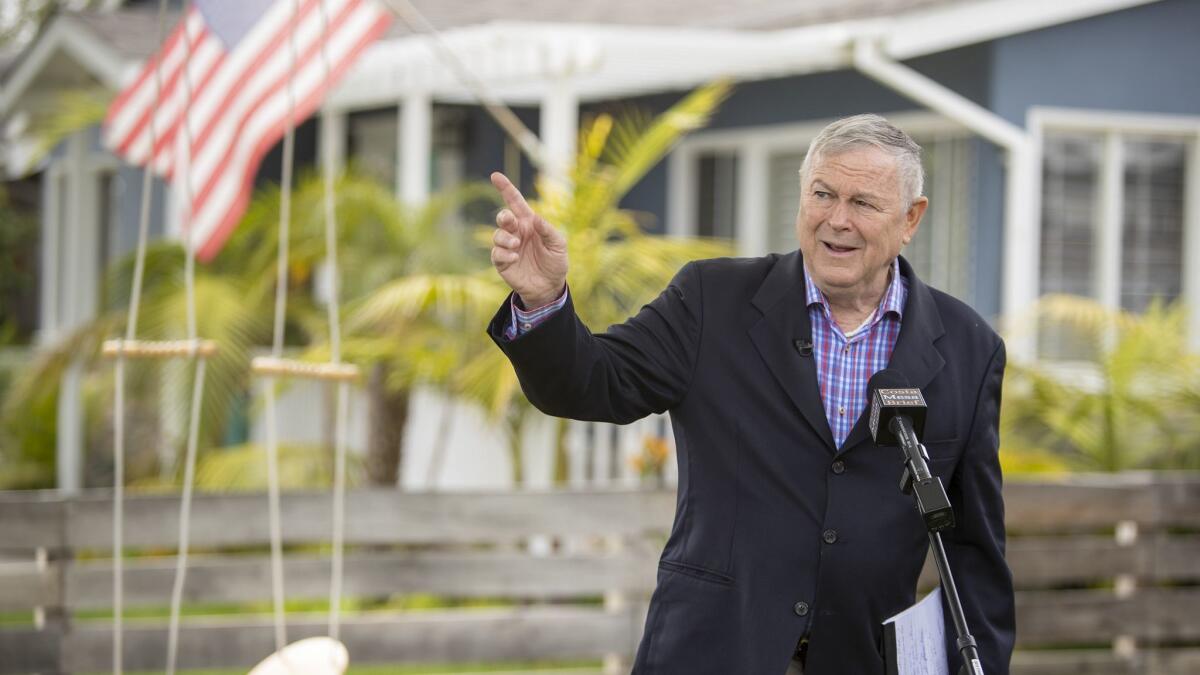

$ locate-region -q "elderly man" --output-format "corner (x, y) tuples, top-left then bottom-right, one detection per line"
(486, 114), (1015, 674)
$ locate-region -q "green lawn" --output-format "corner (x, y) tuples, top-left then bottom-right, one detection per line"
(112, 662), (601, 675)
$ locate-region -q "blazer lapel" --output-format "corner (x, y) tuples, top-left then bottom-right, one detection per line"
(748, 251), (837, 453)
(838, 256), (946, 455)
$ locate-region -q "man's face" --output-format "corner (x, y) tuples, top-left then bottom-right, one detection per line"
(795, 146), (927, 298)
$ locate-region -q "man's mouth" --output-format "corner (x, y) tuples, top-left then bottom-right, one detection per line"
(823, 242), (858, 254)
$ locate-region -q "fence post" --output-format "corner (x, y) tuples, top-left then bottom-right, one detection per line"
(46, 494), (72, 675)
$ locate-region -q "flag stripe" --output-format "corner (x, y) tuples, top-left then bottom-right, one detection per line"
(141, 36), (226, 166)
(104, 11), (207, 147)
(193, 9), (390, 260)
(189, 0), (362, 212)
(103, 15), (191, 129)
(116, 33), (224, 163)
(186, 0), (331, 172)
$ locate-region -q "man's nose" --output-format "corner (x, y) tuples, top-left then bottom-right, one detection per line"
(828, 199), (852, 229)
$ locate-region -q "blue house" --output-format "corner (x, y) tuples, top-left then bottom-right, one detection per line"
(2, 0), (1198, 490)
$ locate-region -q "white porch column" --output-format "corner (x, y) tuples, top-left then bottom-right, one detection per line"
(667, 146), (695, 237)
(1003, 144), (1041, 360)
(38, 166), (62, 345)
(540, 79), (578, 191)
(398, 90), (431, 205)
(315, 107), (348, 306)
(1184, 137), (1200, 351)
(1095, 133), (1124, 311)
(57, 360), (85, 494)
(319, 106), (347, 174)
(56, 132), (89, 494)
(738, 142), (770, 256)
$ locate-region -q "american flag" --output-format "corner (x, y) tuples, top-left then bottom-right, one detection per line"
(104, 0), (391, 261)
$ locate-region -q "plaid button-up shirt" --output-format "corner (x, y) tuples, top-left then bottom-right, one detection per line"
(804, 258), (907, 448)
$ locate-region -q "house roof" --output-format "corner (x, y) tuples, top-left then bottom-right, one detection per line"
(380, 0), (972, 35)
(56, 0), (973, 56)
(2, 0), (1161, 107)
(331, 0), (1164, 107)
(69, 8), (184, 60)
(0, 0), (1165, 174)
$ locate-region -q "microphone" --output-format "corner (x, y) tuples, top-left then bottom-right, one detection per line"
(868, 369), (955, 532)
(793, 339), (813, 357)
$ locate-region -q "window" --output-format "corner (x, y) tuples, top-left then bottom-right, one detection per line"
(346, 106), (398, 188)
(1036, 115), (1193, 359)
(1121, 140), (1185, 312)
(904, 136), (973, 302)
(767, 151), (803, 253)
(694, 151), (737, 239)
(1039, 134), (1101, 359)
(97, 170), (120, 278)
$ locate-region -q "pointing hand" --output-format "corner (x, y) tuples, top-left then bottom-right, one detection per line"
(489, 172), (569, 308)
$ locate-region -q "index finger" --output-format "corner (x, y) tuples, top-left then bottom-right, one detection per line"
(490, 172), (534, 219)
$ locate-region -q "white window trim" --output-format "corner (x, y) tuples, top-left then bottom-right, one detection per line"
(668, 111), (969, 257)
(1028, 106), (1200, 351)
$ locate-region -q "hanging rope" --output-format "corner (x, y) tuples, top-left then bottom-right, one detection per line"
(260, 0), (304, 652)
(110, 0), (172, 671)
(162, 1), (207, 671)
(317, 0), (351, 640)
(105, 1), (217, 673)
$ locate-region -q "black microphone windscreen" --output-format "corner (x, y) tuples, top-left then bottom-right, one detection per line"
(868, 369), (927, 446)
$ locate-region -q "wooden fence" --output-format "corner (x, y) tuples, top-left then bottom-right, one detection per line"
(0, 474), (1198, 673)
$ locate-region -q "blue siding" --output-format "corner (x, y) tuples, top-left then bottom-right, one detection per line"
(970, 141), (1005, 320)
(976, 0), (1200, 320)
(991, 0), (1200, 124)
(112, 164), (169, 260)
(460, 104), (541, 197)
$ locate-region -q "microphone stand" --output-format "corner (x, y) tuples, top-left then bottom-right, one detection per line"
(889, 417), (984, 675)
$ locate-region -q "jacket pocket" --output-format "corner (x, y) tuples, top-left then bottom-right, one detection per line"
(658, 559), (735, 587)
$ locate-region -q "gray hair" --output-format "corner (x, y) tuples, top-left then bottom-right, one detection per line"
(799, 114), (924, 207)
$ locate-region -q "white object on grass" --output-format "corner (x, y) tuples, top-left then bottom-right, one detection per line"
(247, 637), (350, 675)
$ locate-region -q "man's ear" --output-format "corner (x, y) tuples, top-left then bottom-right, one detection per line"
(904, 196), (929, 241)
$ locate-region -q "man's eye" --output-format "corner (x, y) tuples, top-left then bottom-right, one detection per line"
(814, 191), (831, 199)
(855, 199), (875, 209)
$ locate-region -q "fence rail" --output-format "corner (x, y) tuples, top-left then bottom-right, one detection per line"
(1, 474), (1198, 673)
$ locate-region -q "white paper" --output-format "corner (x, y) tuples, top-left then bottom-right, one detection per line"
(883, 587), (949, 675)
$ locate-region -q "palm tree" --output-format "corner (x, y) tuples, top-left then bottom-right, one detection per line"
(249, 173), (502, 485)
(0, 242), (271, 487)
(349, 81), (737, 485)
(1002, 295), (1200, 471)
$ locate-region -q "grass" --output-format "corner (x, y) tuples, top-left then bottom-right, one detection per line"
(106, 661), (602, 675)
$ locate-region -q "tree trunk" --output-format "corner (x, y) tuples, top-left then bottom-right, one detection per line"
(366, 363), (409, 486)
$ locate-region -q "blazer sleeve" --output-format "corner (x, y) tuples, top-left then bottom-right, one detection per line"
(486, 262), (703, 424)
(942, 339), (1016, 674)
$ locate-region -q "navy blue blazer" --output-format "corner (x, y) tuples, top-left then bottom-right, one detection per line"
(488, 251), (1015, 674)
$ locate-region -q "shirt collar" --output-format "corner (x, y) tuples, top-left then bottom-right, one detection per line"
(803, 257), (906, 320)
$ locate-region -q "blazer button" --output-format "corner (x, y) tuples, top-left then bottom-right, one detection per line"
(793, 601), (810, 617)
(831, 460), (845, 474)
(822, 529), (838, 544)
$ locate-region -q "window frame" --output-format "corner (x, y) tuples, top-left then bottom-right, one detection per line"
(1028, 106), (1200, 351)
